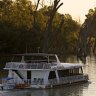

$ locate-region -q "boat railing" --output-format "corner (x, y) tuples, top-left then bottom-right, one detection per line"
(6, 78), (44, 85)
(59, 75), (88, 84)
(84, 74), (89, 80)
(48, 75), (88, 85)
(48, 78), (58, 85)
(5, 62), (57, 69)
(31, 78), (44, 85)
(25, 60), (57, 63)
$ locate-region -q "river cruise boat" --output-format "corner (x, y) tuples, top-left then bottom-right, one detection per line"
(0, 53), (88, 89)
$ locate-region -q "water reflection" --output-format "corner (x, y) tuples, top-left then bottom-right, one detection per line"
(1, 56), (96, 96)
(0, 82), (89, 96)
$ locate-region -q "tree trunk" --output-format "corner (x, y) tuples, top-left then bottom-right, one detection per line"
(42, 0), (63, 53)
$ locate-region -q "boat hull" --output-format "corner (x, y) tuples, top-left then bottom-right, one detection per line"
(0, 84), (15, 90)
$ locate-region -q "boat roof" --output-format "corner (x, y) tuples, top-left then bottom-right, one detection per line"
(45, 63), (83, 70)
(61, 63), (83, 68)
(13, 53), (56, 56)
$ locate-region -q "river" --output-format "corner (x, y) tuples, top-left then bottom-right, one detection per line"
(0, 56), (96, 96)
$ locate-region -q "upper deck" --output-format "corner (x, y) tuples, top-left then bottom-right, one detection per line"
(4, 53), (59, 70)
(4, 53), (83, 70)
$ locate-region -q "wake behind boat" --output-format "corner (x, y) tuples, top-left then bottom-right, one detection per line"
(0, 53), (89, 89)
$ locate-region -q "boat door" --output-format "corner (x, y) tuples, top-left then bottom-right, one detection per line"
(27, 71), (31, 84)
(48, 71), (58, 84)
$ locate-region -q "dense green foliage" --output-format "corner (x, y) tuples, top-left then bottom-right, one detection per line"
(0, 0), (80, 63)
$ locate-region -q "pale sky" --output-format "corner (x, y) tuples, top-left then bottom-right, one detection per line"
(34, 0), (96, 23)
(58, 0), (96, 23)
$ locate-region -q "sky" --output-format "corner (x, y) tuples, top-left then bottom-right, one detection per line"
(33, 0), (96, 23)
(58, 0), (96, 23)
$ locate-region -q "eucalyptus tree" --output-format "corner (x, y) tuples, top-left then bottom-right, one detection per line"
(0, 0), (80, 56)
(78, 8), (96, 63)
(49, 13), (80, 55)
(42, 0), (63, 53)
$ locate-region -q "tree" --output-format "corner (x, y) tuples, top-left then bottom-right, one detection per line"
(78, 8), (96, 63)
(42, 0), (63, 52)
(0, 0), (80, 58)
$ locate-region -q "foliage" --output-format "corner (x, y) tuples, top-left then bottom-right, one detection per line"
(0, 0), (80, 61)
(78, 8), (96, 63)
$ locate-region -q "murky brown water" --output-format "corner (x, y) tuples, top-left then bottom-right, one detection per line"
(0, 56), (96, 96)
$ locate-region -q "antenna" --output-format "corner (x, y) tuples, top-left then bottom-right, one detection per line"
(37, 47), (40, 53)
(26, 44), (28, 53)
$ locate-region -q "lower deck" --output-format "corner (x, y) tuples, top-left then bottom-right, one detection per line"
(0, 73), (88, 90)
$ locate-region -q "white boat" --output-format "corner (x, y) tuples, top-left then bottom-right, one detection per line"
(0, 53), (88, 89)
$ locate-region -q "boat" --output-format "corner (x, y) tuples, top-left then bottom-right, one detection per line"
(0, 53), (89, 89)
(0, 77), (15, 90)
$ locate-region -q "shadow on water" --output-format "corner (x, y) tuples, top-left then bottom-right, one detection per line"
(0, 82), (89, 96)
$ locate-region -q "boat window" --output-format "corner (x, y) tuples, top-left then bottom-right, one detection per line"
(27, 71), (31, 80)
(79, 67), (83, 74)
(48, 71), (56, 79)
(58, 70), (70, 77)
(74, 68), (79, 75)
(58, 68), (83, 77)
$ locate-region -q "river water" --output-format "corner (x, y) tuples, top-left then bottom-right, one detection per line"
(0, 56), (96, 96)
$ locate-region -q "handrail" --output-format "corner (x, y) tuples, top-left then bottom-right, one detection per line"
(48, 75), (88, 85)
(6, 79), (44, 85)
(5, 62), (57, 69)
